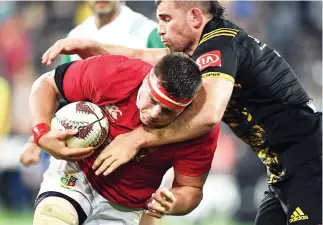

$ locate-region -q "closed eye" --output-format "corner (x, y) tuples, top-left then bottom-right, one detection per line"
(159, 14), (171, 22)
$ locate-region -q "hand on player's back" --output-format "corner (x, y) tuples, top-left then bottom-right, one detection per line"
(145, 188), (176, 219)
(38, 129), (94, 161)
(92, 132), (142, 176)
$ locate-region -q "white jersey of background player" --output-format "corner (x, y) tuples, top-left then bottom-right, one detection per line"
(61, 1), (164, 63)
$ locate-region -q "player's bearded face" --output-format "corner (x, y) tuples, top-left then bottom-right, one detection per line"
(89, 0), (118, 16)
(137, 72), (184, 128)
(157, 2), (195, 55)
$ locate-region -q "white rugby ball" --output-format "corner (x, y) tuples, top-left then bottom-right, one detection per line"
(51, 101), (109, 148)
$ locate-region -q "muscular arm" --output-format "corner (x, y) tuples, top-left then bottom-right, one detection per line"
(167, 170), (208, 215)
(132, 77), (234, 148)
(85, 40), (167, 65)
(44, 38), (168, 66)
(29, 70), (61, 126)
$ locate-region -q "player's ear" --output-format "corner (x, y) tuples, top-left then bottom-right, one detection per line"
(190, 8), (203, 29)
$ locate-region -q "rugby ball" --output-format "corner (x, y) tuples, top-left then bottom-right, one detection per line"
(51, 101), (109, 149)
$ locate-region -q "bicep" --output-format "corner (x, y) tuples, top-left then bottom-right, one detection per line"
(195, 41), (238, 122)
(173, 170), (208, 189)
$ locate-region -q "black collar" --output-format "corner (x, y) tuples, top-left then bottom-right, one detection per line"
(200, 17), (222, 40)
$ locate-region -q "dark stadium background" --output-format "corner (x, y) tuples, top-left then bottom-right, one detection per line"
(0, 1), (321, 225)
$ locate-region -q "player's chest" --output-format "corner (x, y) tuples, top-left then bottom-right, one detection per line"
(99, 101), (140, 138)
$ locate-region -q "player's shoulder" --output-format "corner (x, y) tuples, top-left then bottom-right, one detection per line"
(87, 54), (153, 77)
(86, 54), (149, 65)
(198, 19), (243, 49)
(67, 16), (96, 38)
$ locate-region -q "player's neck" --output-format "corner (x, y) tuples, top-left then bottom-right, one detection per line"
(187, 38), (200, 56)
(95, 8), (120, 29)
(186, 31), (205, 56)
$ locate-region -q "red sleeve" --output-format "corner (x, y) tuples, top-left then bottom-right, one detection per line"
(173, 124), (220, 177)
(62, 54), (152, 104)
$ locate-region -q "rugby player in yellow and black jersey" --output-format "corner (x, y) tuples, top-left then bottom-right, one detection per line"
(42, 1), (321, 225)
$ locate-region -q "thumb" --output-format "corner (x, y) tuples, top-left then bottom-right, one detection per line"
(56, 129), (79, 140)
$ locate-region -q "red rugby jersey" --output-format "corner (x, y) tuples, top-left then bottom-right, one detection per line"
(60, 54), (219, 208)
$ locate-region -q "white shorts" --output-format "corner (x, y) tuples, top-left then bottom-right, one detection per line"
(37, 157), (143, 225)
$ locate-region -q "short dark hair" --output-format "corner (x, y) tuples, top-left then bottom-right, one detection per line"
(155, 1), (225, 19)
(154, 52), (202, 100)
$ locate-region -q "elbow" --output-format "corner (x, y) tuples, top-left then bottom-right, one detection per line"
(184, 191), (203, 215)
(202, 113), (221, 130)
(30, 70), (59, 101)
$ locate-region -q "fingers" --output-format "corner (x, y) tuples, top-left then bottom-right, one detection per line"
(102, 160), (123, 176)
(147, 199), (167, 215)
(42, 46), (52, 65)
(146, 188), (175, 218)
(145, 198), (166, 219)
(145, 209), (164, 219)
(48, 42), (64, 64)
(20, 153), (41, 166)
(62, 147), (94, 160)
(42, 40), (64, 65)
(92, 151), (111, 170)
(151, 192), (173, 212)
(159, 188), (176, 203)
(94, 157), (116, 176)
(55, 129), (79, 140)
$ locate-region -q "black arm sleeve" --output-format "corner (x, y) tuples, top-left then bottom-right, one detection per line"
(54, 61), (75, 102)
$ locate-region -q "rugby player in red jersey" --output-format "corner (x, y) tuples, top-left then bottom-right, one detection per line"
(30, 53), (219, 225)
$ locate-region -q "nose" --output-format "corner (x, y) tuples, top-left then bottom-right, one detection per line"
(150, 105), (162, 120)
(157, 23), (165, 36)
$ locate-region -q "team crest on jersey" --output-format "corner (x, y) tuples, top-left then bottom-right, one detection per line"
(134, 146), (159, 162)
(196, 50), (222, 71)
(104, 104), (122, 122)
(60, 170), (78, 189)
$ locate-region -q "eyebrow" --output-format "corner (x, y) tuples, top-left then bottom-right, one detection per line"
(148, 93), (175, 112)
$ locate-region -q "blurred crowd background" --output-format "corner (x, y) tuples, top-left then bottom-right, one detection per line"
(0, 1), (321, 225)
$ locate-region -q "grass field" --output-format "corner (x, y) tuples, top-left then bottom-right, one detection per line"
(0, 210), (252, 225)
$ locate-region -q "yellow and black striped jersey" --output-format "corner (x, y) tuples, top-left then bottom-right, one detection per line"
(191, 18), (322, 183)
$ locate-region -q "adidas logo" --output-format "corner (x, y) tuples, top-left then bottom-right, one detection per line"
(289, 207), (309, 223)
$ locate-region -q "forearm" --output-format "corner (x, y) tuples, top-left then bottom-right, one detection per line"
(29, 71), (60, 126)
(135, 86), (218, 147)
(84, 40), (167, 65)
(167, 186), (202, 216)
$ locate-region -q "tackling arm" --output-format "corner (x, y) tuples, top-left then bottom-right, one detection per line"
(42, 38), (168, 66)
(134, 77), (234, 147)
(83, 39), (168, 65)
